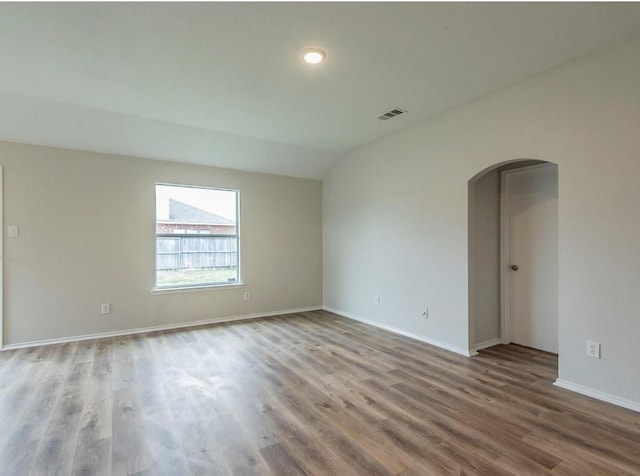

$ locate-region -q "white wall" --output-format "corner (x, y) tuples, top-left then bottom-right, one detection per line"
(470, 169), (500, 347)
(324, 36), (640, 406)
(0, 141), (322, 345)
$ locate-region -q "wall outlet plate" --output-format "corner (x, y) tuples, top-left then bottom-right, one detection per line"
(587, 340), (600, 359)
(101, 303), (111, 314)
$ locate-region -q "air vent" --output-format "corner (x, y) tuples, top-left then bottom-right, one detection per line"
(378, 108), (407, 121)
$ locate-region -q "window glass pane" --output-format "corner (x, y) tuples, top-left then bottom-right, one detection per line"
(155, 184), (239, 287)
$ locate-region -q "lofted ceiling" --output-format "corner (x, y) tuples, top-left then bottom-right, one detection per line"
(2, 3), (640, 179)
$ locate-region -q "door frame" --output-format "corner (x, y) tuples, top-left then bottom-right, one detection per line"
(500, 162), (556, 345)
(0, 165), (4, 349)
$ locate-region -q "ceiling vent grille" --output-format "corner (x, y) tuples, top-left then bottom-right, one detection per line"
(378, 108), (407, 121)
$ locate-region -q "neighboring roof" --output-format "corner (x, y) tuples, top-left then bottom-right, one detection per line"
(166, 198), (235, 225)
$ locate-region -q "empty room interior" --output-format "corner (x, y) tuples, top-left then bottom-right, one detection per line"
(1, 3), (640, 475)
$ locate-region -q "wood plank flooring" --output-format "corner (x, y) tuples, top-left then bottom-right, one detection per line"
(0, 310), (638, 475)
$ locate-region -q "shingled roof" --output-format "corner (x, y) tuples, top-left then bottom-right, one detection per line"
(166, 198), (235, 225)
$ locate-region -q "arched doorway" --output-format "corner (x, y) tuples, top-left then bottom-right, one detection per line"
(468, 159), (558, 355)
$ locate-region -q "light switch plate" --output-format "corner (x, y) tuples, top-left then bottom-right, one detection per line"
(7, 226), (18, 238)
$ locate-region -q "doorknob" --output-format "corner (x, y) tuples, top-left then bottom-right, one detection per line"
(510, 264), (519, 271)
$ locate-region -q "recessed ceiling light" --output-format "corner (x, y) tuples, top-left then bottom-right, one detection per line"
(303, 48), (326, 64)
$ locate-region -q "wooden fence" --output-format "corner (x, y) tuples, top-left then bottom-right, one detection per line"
(156, 236), (238, 270)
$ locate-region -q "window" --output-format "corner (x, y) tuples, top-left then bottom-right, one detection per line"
(155, 184), (239, 289)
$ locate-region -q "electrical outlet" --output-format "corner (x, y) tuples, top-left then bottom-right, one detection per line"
(101, 303), (111, 315)
(587, 340), (600, 359)
(243, 291), (251, 301)
(374, 295), (380, 305)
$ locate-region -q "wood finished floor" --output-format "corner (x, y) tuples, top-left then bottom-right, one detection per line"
(1, 310), (639, 475)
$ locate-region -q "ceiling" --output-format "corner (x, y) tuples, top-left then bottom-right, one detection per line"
(2, 3), (640, 179)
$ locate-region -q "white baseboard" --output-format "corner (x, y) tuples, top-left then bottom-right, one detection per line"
(474, 338), (502, 351)
(554, 379), (640, 413)
(2, 306), (321, 351)
(323, 306), (473, 357)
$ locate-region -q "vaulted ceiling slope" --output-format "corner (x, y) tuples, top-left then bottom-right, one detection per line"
(2, 3), (640, 179)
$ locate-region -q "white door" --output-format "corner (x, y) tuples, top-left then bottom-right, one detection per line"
(503, 164), (558, 354)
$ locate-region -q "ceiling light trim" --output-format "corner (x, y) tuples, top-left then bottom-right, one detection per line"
(303, 48), (327, 64)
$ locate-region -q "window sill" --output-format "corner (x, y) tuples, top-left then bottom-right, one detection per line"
(151, 283), (244, 295)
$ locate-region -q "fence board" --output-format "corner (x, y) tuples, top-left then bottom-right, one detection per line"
(156, 236), (238, 270)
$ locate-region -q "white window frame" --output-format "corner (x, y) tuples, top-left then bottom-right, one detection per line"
(153, 183), (242, 292)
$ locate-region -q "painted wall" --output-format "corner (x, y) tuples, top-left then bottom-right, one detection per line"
(0, 141), (322, 345)
(324, 36), (640, 405)
(471, 169), (500, 347)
